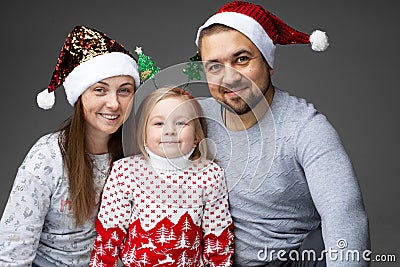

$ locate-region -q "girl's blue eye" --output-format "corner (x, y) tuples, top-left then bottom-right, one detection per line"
(176, 121), (187, 126)
(154, 122), (164, 126)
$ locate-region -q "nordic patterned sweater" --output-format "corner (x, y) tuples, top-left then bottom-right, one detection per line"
(90, 150), (234, 267)
(0, 132), (110, 267)
(198, 88), (369, 266)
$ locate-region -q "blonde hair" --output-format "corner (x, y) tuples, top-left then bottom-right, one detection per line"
(136, 87), (209, 161)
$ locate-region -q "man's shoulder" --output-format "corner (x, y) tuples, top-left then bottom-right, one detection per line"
(274, 89), (338, 141)
(196, 97), (221, 117)
(274, 88), (321, 123)
(197, 96), (216, 105)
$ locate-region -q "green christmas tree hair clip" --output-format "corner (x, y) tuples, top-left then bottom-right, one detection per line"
(135, 46), (160, 84)
(182, 52), (203, 90)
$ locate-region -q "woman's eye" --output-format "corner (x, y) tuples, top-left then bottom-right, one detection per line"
(94, 88), (105, 93)
(154, 122), (164, 126)
(118, 88), (131, 94)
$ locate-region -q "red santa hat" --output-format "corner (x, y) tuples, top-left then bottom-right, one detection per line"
(195, 1), (329, 68)
(37, 25), (140, 109)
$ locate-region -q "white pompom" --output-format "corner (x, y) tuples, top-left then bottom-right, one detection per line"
(310, 30), (329, 51)
(36, 89), (55, 109)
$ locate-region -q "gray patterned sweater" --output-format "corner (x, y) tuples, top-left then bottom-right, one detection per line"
(198, 88), (369, 266)
(0, 132), (110, 267)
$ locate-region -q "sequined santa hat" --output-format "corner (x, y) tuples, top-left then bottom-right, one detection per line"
(195, 1), (329, 68)
(37, 25), (140, 109)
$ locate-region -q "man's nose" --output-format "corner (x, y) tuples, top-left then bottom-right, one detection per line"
(222, 65), (242, 86)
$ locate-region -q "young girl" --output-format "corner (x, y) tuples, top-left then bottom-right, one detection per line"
(90, 87), (234, 267)
(0, 25), (140, 266)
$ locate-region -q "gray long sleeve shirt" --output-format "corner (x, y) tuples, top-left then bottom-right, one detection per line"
(0, 133), (110, 266)
(198, 88), (369, 266)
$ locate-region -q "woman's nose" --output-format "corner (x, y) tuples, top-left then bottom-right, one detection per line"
(105, 93), (119, 109)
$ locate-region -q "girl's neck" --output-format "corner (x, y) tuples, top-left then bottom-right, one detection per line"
(145, 147), (194, 172)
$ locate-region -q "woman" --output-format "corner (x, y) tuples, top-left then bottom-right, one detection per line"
(0, 25), (140, 266)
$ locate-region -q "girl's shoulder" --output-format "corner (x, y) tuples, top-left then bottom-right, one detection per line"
(111, 154), (147, 169)
(190, 158), (224, 173)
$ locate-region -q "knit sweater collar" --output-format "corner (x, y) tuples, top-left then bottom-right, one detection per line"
(145, 147), (194, 172)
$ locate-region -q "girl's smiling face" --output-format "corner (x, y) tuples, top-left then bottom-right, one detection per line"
(145, 97), (197, 158)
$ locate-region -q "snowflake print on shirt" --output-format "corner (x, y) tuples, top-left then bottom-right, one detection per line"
(90, 155), (234, 267)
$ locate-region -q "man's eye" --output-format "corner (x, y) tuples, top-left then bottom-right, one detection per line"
(208, 63), (222, 72)
(237, 56), (249, 63)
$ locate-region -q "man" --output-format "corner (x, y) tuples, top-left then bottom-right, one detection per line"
(195, 1), (369, 266)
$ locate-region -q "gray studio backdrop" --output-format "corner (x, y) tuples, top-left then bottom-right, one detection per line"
(0, 1), (398, 266)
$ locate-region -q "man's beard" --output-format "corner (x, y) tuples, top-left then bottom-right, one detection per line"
(221, 86), (268, 116)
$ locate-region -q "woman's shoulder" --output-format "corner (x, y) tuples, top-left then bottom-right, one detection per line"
(18, 132), (64, 183)
(28, 132), (60, 152)
(23, 132), (62, 164)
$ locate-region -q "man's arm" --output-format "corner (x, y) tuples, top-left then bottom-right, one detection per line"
(296, 112), (370, 267)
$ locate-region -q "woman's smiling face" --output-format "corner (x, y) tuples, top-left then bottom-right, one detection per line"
(81, 75), (134, 140)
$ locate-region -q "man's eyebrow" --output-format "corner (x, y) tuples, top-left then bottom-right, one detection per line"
(232, 49), (254, 58)
(204, 59), (220, 68)
(232, 49), (252, 57)
(204, 49), (253, 67)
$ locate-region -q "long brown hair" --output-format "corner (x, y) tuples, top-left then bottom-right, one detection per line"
(57, 97), (124, 226)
